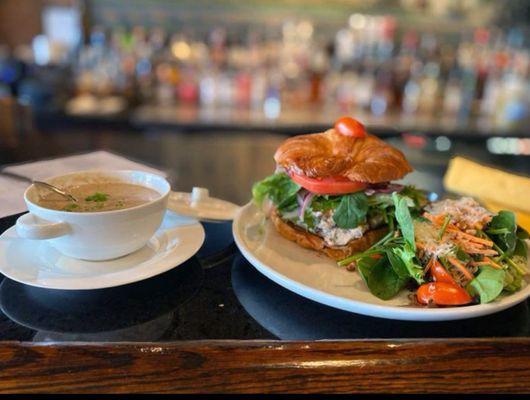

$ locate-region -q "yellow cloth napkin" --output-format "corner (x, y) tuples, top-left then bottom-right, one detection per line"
(444, 156), (530, 232)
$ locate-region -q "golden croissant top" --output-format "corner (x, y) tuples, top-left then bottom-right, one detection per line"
(274, 118), (413, 184)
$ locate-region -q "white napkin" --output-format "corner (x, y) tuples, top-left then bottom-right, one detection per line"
(0, 151), (167, 218)
(0, 176), (30, 218)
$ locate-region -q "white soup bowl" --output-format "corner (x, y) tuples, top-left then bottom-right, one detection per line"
(15, 170), (170, 261)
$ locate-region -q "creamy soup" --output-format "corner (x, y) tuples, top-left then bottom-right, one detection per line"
(36, 182), (160, 212)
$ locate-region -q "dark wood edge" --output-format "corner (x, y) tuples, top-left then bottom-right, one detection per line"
(0, 338), (529, 393)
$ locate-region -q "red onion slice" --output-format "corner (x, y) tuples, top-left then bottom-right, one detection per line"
(297, 192), (304, 207)
(299, 192), (314, 220)
(364, 183), (404, 196)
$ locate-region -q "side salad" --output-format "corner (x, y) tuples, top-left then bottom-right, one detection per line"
(253, 172), (528, 306)
(338, 196), (529, 306)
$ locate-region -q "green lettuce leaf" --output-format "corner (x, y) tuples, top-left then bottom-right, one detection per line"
(400, 186), (428, 210)
(386, 249), (411, 281)
(514, 226), (529, 260)
(467, 266), (506, 303)
(392, 244), (424, 284)
(356, 253), (408, 300)
(311, 195), (341, 212)
(332, 192), (369, 229)
(392, 192), (415, 251)
(487, 211), (517, 255)
(252, 173), (300, 210)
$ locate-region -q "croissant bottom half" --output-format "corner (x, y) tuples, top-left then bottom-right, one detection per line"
(270, 210), (388, 261)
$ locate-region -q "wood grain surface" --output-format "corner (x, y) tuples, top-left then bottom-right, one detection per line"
(0, 339), (529, 393)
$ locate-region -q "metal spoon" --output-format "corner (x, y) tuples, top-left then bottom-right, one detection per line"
(33, 181), (78, 203)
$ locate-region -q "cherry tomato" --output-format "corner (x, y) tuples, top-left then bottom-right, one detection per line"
(430, 259), (457, 285)
(416, 282), (472, 306)
(334, 117), (367, 138)
(290, 173), (367, 195)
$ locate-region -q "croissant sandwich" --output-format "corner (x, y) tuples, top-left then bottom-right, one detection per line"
(252, 117), (426, 260)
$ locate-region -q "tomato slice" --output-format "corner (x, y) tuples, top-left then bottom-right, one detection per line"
(429, 258), (457, 285)
(334, 117), (367, 138)
(416, 282), (472, 306)
(290, 173), (367, 195)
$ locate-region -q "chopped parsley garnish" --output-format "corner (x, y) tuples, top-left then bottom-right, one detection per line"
(85, 192), (109, 202)
(63, 203), (79, 212)
(89, 202), (105, 211)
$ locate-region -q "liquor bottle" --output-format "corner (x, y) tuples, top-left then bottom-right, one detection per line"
(263, 68), (282, 119)
(402, 61), (422, 114)
(456, 41), (478, 121)
(418, 61), (441, 115)
(370, 62), (393, 116)
(356, 63), (375, 110)
(443, 67), (463, 116)
(250, 67), (267, 110)
(235, 69), (252, 108)
(199, 67), (217, 108)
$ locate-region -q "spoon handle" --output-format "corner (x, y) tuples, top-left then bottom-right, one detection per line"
(0, 170), (32, 183)
(33, 181), (78, 203)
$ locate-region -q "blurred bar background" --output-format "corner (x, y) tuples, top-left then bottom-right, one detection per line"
(0, 0), (529, 169)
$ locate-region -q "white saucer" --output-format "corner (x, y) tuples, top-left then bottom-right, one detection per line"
(234, 202), (530, 321)
(168, 189), (240, 222)
(0, 211), (205, 290)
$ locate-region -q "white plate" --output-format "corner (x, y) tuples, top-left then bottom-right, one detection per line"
(233, 202), (530, 321)
(0, 211), (205, 290)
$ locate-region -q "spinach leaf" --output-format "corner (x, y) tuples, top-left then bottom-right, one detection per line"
(517, 226), (530, 240)
(504, 259), (525, 292)
(356, 254), (408, 300)
(367, 193), (394, 209)
(392, 192), (415, 251)
(311, 195), (341, 212)
(252, 173), (300, 207)
(514, 238), (528, 260)
(332, 192), (369, 229)
(400, 185), (428, 209)
(467, 266), (506, 303)
(277, 194), (299, 213)
(393, 244), (424, 284)
(487, 211), (517, 255)
(386, 249), (411, 281)
(514, 226), (529, 260)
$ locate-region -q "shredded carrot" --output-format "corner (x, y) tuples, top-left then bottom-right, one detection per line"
(422, 211), (500, 267)
(445, 228), (494, 246)
(472, 261), (502, 270)
(423, 213), (493, 247)
(464, 248), (498, 256)
(462, 249), (497, 256)
(453, 240), (481, 252)
(450, 235), (497, 255)
(447, 256), (475, 280)
(482, 257), (503, 270)
(456, 241), (492, 252)
(424, 213), (445, 224)
(424, 212), (494, 247)
(424, 257), (435, 273)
